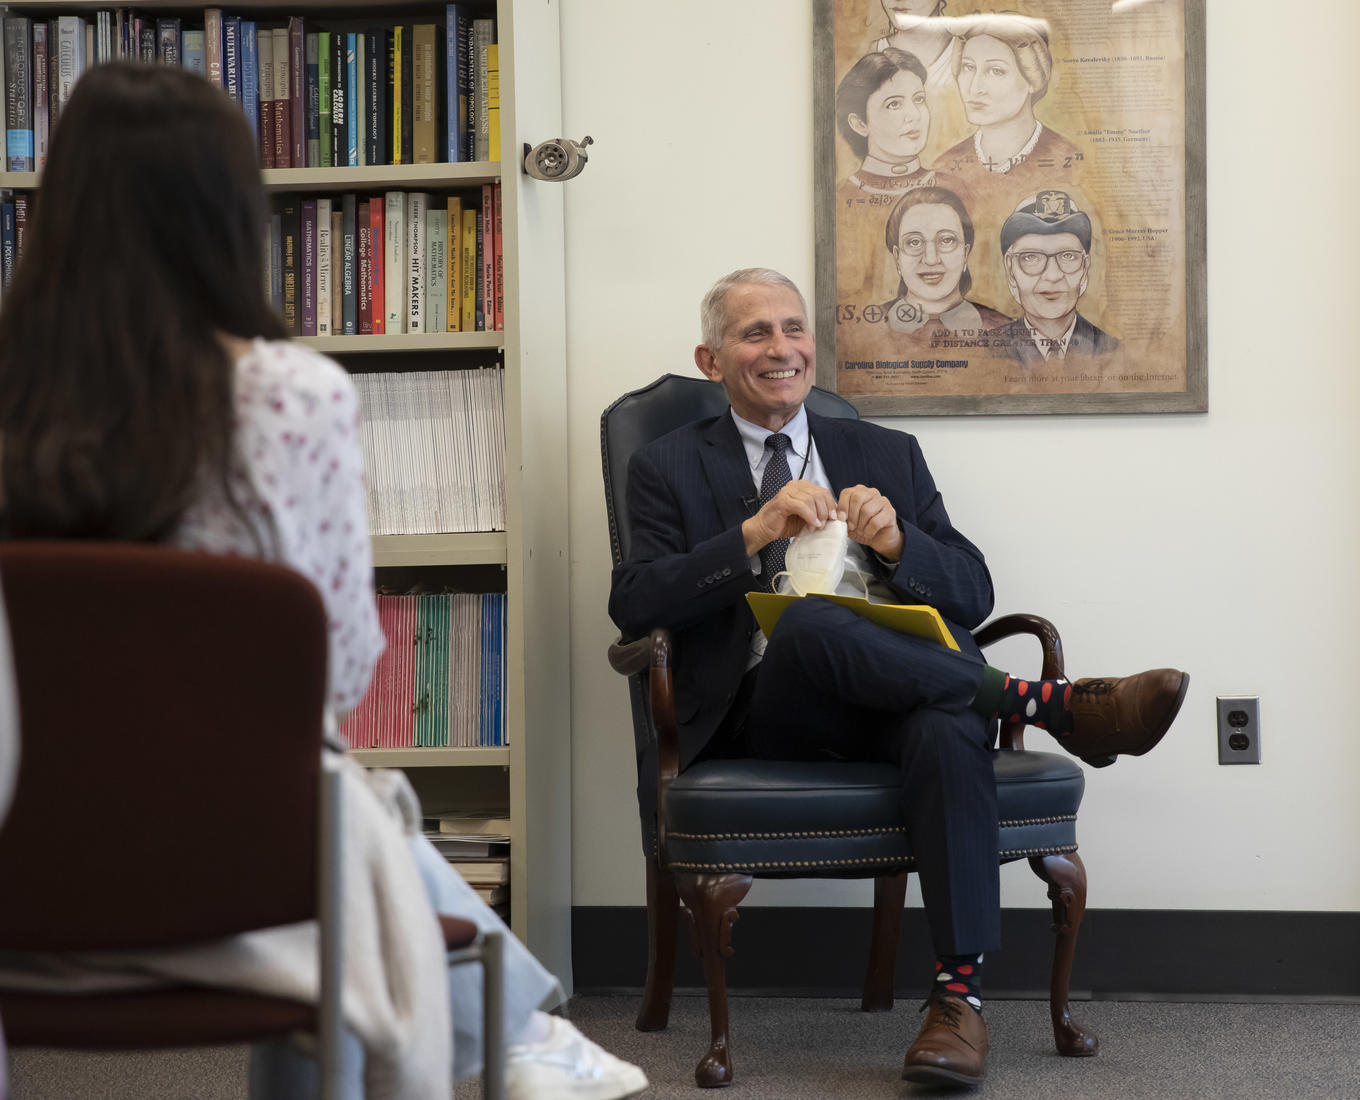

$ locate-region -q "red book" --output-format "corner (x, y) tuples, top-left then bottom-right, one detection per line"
(480, 183), (493, 333)
(357, 199), (372, 335)
(369, 195), (385, 334)
(492, 181), (503, 331)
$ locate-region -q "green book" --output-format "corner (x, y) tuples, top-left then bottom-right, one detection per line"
(318, 31), (332, 168)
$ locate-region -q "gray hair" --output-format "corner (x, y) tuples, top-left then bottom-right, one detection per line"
(699, 268), (809, 350)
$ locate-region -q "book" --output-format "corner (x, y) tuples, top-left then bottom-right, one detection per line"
(446, 195), (462, 331)
(437, 810), (510, 837)
(271, 26), (290, 168)
(288, 16), (304, 169)
(356, 199), (372, 335)
(422, 834), (508, 859)
(300, 199), (317, 337)
(471, 17), (494, 161)
(316, 196), (332, 336)
(32, 22), (48, 168)
(5, 16), (33, 172)
(279, 197), (300, 334)
(240, 21), (259, 148)
(744, 592), (960, 651)
(449, 858), (509, 886)
(485, 42), (499, 162)
(255, 28), (274, 168)
(354, 31), (366, 167)
(399, 24), (413, 165)
(1, 197), (15, 288)
(222, 16), (241, 102)
(459, 206), (476, 332)
(269, 209), (283, 312)
(389, 25), (403, 164)
(473, 884), (508, 906)
(329, 30), (345, 170)
(405, 190), (427, 335)
(426, 205), (447, 333)
(330, 207), (342, 333)
(445, 4), (469, 161)
(205, 9), (223, 86)
(345, 32), (358, 167)
(340, 192), (356, 334)
(182, 28), (205, 74)
(157, 18), (180, 67)
(304, 31), (319, 166)
(412, 23), (437, 164)
(365, 29), (384, 166)
(369, 195), (385, 334)
(383, 190), (405, 333)
(492, 181), (503, 330)
(317, 31), (331, 166)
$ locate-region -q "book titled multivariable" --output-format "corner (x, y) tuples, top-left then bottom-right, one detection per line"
(356, 199), (372, 335)
(383, 190), (405, 333)
(222, 16), (241, 105)
(300, 198), (317, 337)
(412, 22), (437, 164)
(5, 16), (33, 172)
(405, 191), (427, 335)
(255, 27), (274, 168)
(316, 196), (332, 336)
(369, 195), (385, 334)
(340, 192), (357, 335)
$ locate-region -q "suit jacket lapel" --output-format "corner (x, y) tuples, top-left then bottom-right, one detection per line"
(699, 413), (756, 533)
(808, 410), (864, 496)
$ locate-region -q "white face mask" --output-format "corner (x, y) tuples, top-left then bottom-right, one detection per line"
(778, 520), (850, 596)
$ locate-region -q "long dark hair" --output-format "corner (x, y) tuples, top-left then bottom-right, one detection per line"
(0, 62), (286, 542)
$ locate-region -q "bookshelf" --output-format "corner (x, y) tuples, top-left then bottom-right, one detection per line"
(0, 0), (572, 986)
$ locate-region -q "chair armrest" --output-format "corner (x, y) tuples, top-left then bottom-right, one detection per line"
(973, 613), (1066, 752)
(607, 628), (679, 857)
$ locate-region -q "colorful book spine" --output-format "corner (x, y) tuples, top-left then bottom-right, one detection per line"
(480, 183), (493, 331)
(383, 191), (406, 333)
(280, 197), (300, 334)
(316, 196), (333, 336)
(204, 9), (223, 87)
(492, 181), (503, 331)
(486, 42), (499, 162)
(369, 195), (385, 334)
(288, 16), (304, 169)
(341, 192), (357, 335)
(365, 29), (383, 166)
(459, 207), (476, 332)
(405, 191), (427, 335)
(182, 29), (206, 74)
(271, 26), (290, 169)
(31, 23), (47, 169)
(329, 32), (345, 171)
(240, 21), (259, 148)
(255, 28), (274, 169)
(301, 199), (317, 337)
(1, 198), (15, 288)
(357, 199), (372, 335)
(390, 26), (403, 164)
(304, 32), (320, 167)
(445, 4), (468, 162)
(412, 23), (436, 164)
(4, 16), (34, 172)
(345, 32), (358, 167)
(221, 17), (240, 102)
(426, 205), (447, 333)
(446, 195), (462, 331)
(317, 31), (332, 168)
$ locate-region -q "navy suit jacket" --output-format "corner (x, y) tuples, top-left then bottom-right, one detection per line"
(609, 407), (995, 770)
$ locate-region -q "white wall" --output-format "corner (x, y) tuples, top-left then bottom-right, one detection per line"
(561, 0), (1360, 914)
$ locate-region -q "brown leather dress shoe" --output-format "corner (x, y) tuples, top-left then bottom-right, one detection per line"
(1059, 668), (1190, 767)
(902, 995), (988, 1086)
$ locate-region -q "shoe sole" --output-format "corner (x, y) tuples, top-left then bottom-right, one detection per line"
(901, 1063), (984, 1086)
(1081, 671), (1190, 769)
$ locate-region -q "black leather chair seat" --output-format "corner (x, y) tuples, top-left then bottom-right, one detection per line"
(664, 751), (1084, 877)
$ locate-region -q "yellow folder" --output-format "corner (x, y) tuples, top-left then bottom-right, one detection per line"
(745, 592), (960, 651)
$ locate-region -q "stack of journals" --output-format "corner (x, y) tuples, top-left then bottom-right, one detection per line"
(427, 810), (510, 911)
(341, 592), (507, 749)
(0, 6), (499, 172)
(354, 367), (505, 535)
(266, 186), (504, 338)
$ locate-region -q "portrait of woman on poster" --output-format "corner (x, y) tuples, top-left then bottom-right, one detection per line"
(835, 48), (938, 200)
(938, 12), (1081, 182)
(872, 0), (955, 93)
(878, 185), (1010, 340)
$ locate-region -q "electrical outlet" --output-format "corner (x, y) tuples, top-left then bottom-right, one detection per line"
(1216, 697), (1261, 764)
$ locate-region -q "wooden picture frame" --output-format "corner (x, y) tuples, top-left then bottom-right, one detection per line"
(814, 0), (1206, 416)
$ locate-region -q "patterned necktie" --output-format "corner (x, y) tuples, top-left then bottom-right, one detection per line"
(758, 433), (793, 591)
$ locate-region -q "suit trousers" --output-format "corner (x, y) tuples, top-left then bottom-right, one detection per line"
(744, 597), (1001, 955)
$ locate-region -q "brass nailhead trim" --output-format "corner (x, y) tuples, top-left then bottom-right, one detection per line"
(669, 826), (909, 841)
(999, 814), (1078, 827)
(668, 844), (1077, 873)
(999, 843), (1079, 858)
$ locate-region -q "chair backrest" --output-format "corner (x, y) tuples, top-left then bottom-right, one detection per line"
(601, 374), (859, 567)
(0, 542), (329, 951)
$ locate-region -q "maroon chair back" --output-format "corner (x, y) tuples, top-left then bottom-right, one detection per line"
(0, 542), (328, 951)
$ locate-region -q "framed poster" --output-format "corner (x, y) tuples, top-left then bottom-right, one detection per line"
(813, 0), (1206, 415)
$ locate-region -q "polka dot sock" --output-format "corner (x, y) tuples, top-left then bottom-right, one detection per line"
(934, 953), (984, 1014)
(970, 665), (1073, 733)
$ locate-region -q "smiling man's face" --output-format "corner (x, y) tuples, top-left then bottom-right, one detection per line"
(695, 282), (815, 432)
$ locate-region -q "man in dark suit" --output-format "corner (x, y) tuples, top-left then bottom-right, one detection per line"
(994, 190), (1120, 363)
(608, 268), (1185, 1087)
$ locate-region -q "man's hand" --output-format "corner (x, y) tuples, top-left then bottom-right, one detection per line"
(839, 484), (903, 561)
(742, 480), (840, 556)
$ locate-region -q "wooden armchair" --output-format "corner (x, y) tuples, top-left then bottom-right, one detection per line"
(601, 375), (1097, 1086)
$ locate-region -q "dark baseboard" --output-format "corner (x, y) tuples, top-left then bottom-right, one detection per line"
(572, 906), (1360, 1000)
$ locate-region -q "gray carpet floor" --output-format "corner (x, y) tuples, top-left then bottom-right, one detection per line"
(10, 995), (1360, 1098)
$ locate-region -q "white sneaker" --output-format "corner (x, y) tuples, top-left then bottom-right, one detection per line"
(505, 1014), (648, 1100)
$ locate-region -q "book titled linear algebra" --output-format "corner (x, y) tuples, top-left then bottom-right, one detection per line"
(745, 593), (959, 652)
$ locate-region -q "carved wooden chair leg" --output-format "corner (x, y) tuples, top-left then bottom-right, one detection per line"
(674, 872), (754, 1087)
(861, 871), (908, 1012)
(636, 855), (679, 1032)
(1028, 850), (1099, 1056)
